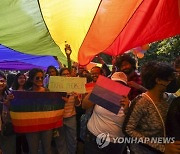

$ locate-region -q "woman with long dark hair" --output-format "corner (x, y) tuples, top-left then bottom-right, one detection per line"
(44, 65), (59, 88)
(11, 73), (29, 154)
(0, 71), (16, 154)
(25, 68), (52, 154)
(11, 73), (26, 91)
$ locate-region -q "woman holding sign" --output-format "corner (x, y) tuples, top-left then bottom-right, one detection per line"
(25, 68), (52, 154)
(55, 67), (81, 154)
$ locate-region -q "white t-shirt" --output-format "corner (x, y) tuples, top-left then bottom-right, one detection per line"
(87, 104), (125, 141)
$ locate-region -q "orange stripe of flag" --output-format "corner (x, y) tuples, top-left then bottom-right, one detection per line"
(10, 109), (64, 120)
(78, 0), (143, 65)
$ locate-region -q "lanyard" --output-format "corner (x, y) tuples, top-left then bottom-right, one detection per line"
(143, 93), (166, 137)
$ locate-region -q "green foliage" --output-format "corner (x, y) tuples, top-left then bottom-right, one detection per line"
(92, 53), (112, 64)
(139, 35), (180, 66)
(92, 35), (180, 68)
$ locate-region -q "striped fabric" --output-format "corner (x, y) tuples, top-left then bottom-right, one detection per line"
(89, 75), (130, 114)
(10, 91), (65, 133)
(78, 0), (180, 65)
(0, 0), (180, 66)
(63, 95), (76, 118)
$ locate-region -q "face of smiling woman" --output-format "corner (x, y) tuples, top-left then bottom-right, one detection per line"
(32, 72), (44, 88)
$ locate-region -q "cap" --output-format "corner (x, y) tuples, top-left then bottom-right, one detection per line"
(111, 72), (127, 84)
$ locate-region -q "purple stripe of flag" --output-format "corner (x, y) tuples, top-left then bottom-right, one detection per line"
(91, 85), (123, 106)
(89, 93), (120, 114)
(96, 75), (130, 96)
(89, 75), (131, 114)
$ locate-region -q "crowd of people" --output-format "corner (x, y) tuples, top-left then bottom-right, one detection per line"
(0, 53), (180, 154)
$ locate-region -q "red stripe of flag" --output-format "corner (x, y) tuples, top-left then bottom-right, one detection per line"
(96, 75), (130, 96)
(14, 120), (63, 133)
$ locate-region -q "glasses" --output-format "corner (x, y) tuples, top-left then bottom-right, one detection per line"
(35, 76), (44, 81)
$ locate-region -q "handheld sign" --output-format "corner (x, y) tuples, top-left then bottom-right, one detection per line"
(49, 76), (86, 93)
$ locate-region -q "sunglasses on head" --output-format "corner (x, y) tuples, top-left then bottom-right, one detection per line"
(35, 76), (44, 80)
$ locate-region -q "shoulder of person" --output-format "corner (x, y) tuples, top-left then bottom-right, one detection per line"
(131, 94), (149, 106)
(129, 94), (151, 114)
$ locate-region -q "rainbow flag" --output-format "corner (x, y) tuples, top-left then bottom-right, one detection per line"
(10, 91), (65, 133)
(1, 0), (179, 66)
(89, 75), (130, 114)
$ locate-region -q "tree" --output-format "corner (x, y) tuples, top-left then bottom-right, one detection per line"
(139, 35), (180, 66)
(92, 35), (180, 68)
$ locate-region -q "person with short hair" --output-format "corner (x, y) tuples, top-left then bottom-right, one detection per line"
(90, 66), (104, 83)
(123, 61), (180, 154)
(116, 54), (146, 100)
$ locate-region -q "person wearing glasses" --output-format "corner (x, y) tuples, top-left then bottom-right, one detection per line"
(123, 61), (180, 154)
(55, 67), (81, 154)
(25, 68), (52, 154)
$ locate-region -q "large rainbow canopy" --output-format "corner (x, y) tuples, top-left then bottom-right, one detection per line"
(0, 44), (59, 70)
(0, 0), (180, 67)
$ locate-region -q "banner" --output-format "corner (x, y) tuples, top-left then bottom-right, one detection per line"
(49, 76), (86, 93)
(89, 75), (131, 114)
(10, 91), (65, 133)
